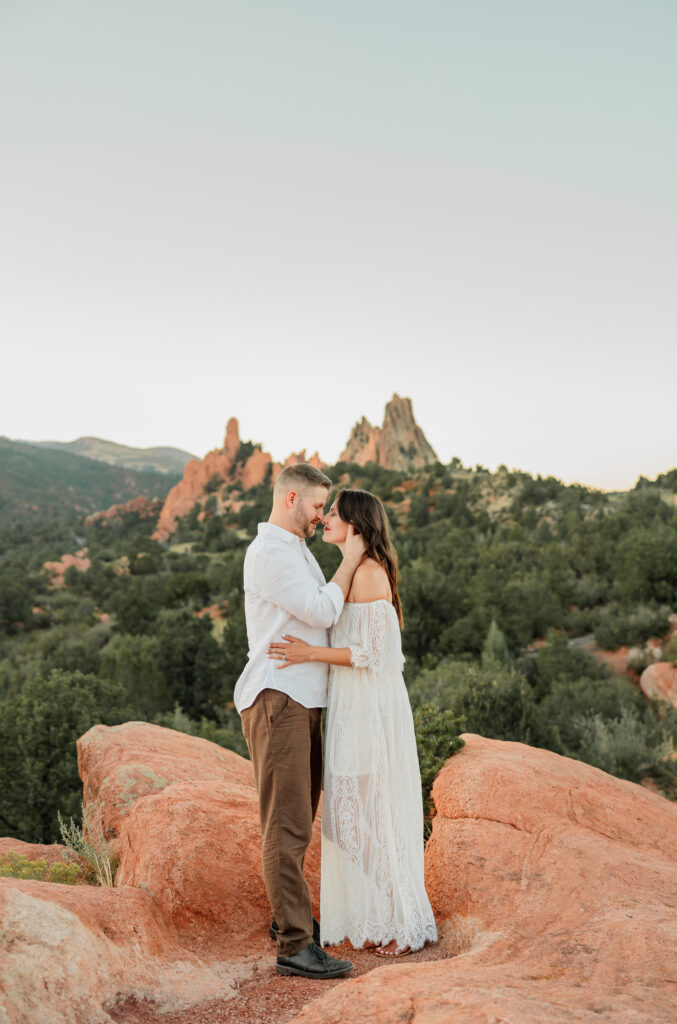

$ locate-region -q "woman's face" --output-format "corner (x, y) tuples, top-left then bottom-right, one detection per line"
(321, 500), (349, 545)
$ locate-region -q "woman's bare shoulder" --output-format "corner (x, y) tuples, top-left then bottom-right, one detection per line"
(349, 559), (391, 602)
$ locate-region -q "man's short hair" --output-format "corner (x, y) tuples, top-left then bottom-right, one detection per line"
(273, 463), (332, 496)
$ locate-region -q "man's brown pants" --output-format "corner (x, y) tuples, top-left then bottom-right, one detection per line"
(241, 689), (322, 956)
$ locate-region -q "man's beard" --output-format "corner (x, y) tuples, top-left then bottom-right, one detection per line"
(293, 508), (317, 538)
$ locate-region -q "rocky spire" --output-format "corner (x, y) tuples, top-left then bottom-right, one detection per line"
(340, 394), (437, 471)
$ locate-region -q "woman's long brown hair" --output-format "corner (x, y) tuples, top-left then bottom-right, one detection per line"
(336, 488), (403, 627)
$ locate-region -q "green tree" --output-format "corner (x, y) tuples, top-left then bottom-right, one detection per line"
(0, 669), (132, 843)
(0, 577), (34, 635)
(481, 619), (511, 667)
(155, 608), (230, 718)
(99, 633), (169, 718)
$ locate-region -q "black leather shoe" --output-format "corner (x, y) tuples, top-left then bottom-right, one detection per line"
(270, 917), (321, 944)
(276, 942), (353, 979)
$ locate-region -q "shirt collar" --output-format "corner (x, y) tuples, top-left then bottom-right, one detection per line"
(258, 522), (303, 545)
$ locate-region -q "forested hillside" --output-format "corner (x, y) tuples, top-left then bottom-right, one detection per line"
(1, 448), (676, 843)
(0, 437), (180, 544)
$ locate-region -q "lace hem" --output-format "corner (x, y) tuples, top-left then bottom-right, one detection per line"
(320, 915), (437, 952)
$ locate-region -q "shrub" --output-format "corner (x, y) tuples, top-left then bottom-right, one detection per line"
(413, 704), (465, 836)
(0, 851), (84, 884)
(409, 660), (538, 745)
(58, 802), (118, 887)
(593, 604), (671, 649)
(572, 706), (674, 783)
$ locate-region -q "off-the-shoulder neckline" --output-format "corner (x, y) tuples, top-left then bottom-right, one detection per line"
(344, 599), (394, 607)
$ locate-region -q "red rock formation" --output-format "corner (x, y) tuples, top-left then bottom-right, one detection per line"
(43, 548), (91, 587)
(241, 448), (273, 490)
(0, 722), (322, 1023)
(0, 837), (74, 866)
(640, 661), (677, 708)
(153, 418), (245, 540)
(3, 729), (677, 1022)
(340, 394), (438, 472)
(289, 734), (677, 1024)
(84, 495), (163, 527)
(153, 418), (330, 540)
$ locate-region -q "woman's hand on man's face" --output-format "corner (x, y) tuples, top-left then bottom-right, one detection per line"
(344, 523), (366, 563)
(268, 635), (311, 668)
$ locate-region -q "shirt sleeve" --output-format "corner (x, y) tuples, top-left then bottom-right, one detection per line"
(249, 544), (344, 628)
(348, 602), (390, 673)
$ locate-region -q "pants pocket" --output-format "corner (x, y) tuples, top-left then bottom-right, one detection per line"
(264, 688), (290, 726)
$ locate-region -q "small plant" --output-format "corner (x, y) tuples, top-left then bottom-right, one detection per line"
(57, 802), (118, 887)
(414, 704), (465, 840)
(0, 851), (84, 884)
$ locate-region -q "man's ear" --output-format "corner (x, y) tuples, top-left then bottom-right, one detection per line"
(286, 489), (298, 509)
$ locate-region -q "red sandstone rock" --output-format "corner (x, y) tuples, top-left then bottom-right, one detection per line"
(0, 723), (321, 1023)
(242, 448), (273, 489)
(289, 734), (677, 1024)
(84, 495), (163, 527)
(223, 416), (240, 461)
(340, 393), (438, 472)
(195, 602), (226, 621)
(591, 644), (633, 677)
(77, 723), (321, 953)
(43, 548), (91, 587)
(153, 417), (332, 539)
(280, 450), (328, 472)
(640, 661), (677, 708)
(0, 837), (74, 866)
(0, 879), (243, 1024)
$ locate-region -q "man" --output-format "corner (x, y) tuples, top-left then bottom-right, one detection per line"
(235, 463), (364, 979)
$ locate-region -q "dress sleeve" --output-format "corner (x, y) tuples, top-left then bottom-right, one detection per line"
(348, 602), (390, 673)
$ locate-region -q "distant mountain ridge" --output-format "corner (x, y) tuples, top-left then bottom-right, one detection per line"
(0, 438), (181, 531)
(26, 436), (196, 475)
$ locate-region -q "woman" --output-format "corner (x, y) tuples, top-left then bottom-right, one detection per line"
(268, 488), (437, 956)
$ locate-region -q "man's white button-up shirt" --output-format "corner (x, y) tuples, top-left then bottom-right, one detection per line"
(234, 522), (344, 714)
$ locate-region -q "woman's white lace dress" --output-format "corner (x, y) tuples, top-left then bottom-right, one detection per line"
(320, 600), (437, 951)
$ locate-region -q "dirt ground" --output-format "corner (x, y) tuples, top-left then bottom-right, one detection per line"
(110, 938), (451, 1024)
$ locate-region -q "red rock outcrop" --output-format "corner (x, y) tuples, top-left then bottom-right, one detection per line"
(640, 661), (677, 708)
(43, 548), (91, 587)
(0, 837), (74, 866)
(0, 723), (322, 1023)
(289, 734), (677, 1024)
(340, 394), (438, 472)
(84, 495), (163, 527)
(153, 418), (330, 540)
(153, 419), (249, 540)
(242, 447), (273, 490)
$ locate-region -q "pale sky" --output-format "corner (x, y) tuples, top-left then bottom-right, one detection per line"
(2, 1), (676, 490)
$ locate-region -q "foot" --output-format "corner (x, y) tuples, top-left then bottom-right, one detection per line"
(374, 940), (411, 957)
(357, 940), (379, 949)
(276, 942), (354, 979)
(270, 917), (321, 945)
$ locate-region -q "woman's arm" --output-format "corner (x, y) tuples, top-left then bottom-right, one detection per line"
(268, 636), (353, 668)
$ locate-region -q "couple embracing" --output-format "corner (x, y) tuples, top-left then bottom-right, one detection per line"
(234, 463), (437, 979)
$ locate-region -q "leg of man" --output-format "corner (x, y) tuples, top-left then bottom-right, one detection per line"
(242, 689), (321, 957)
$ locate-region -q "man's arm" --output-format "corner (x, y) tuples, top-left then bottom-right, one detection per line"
(249, 530), (364, 628)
